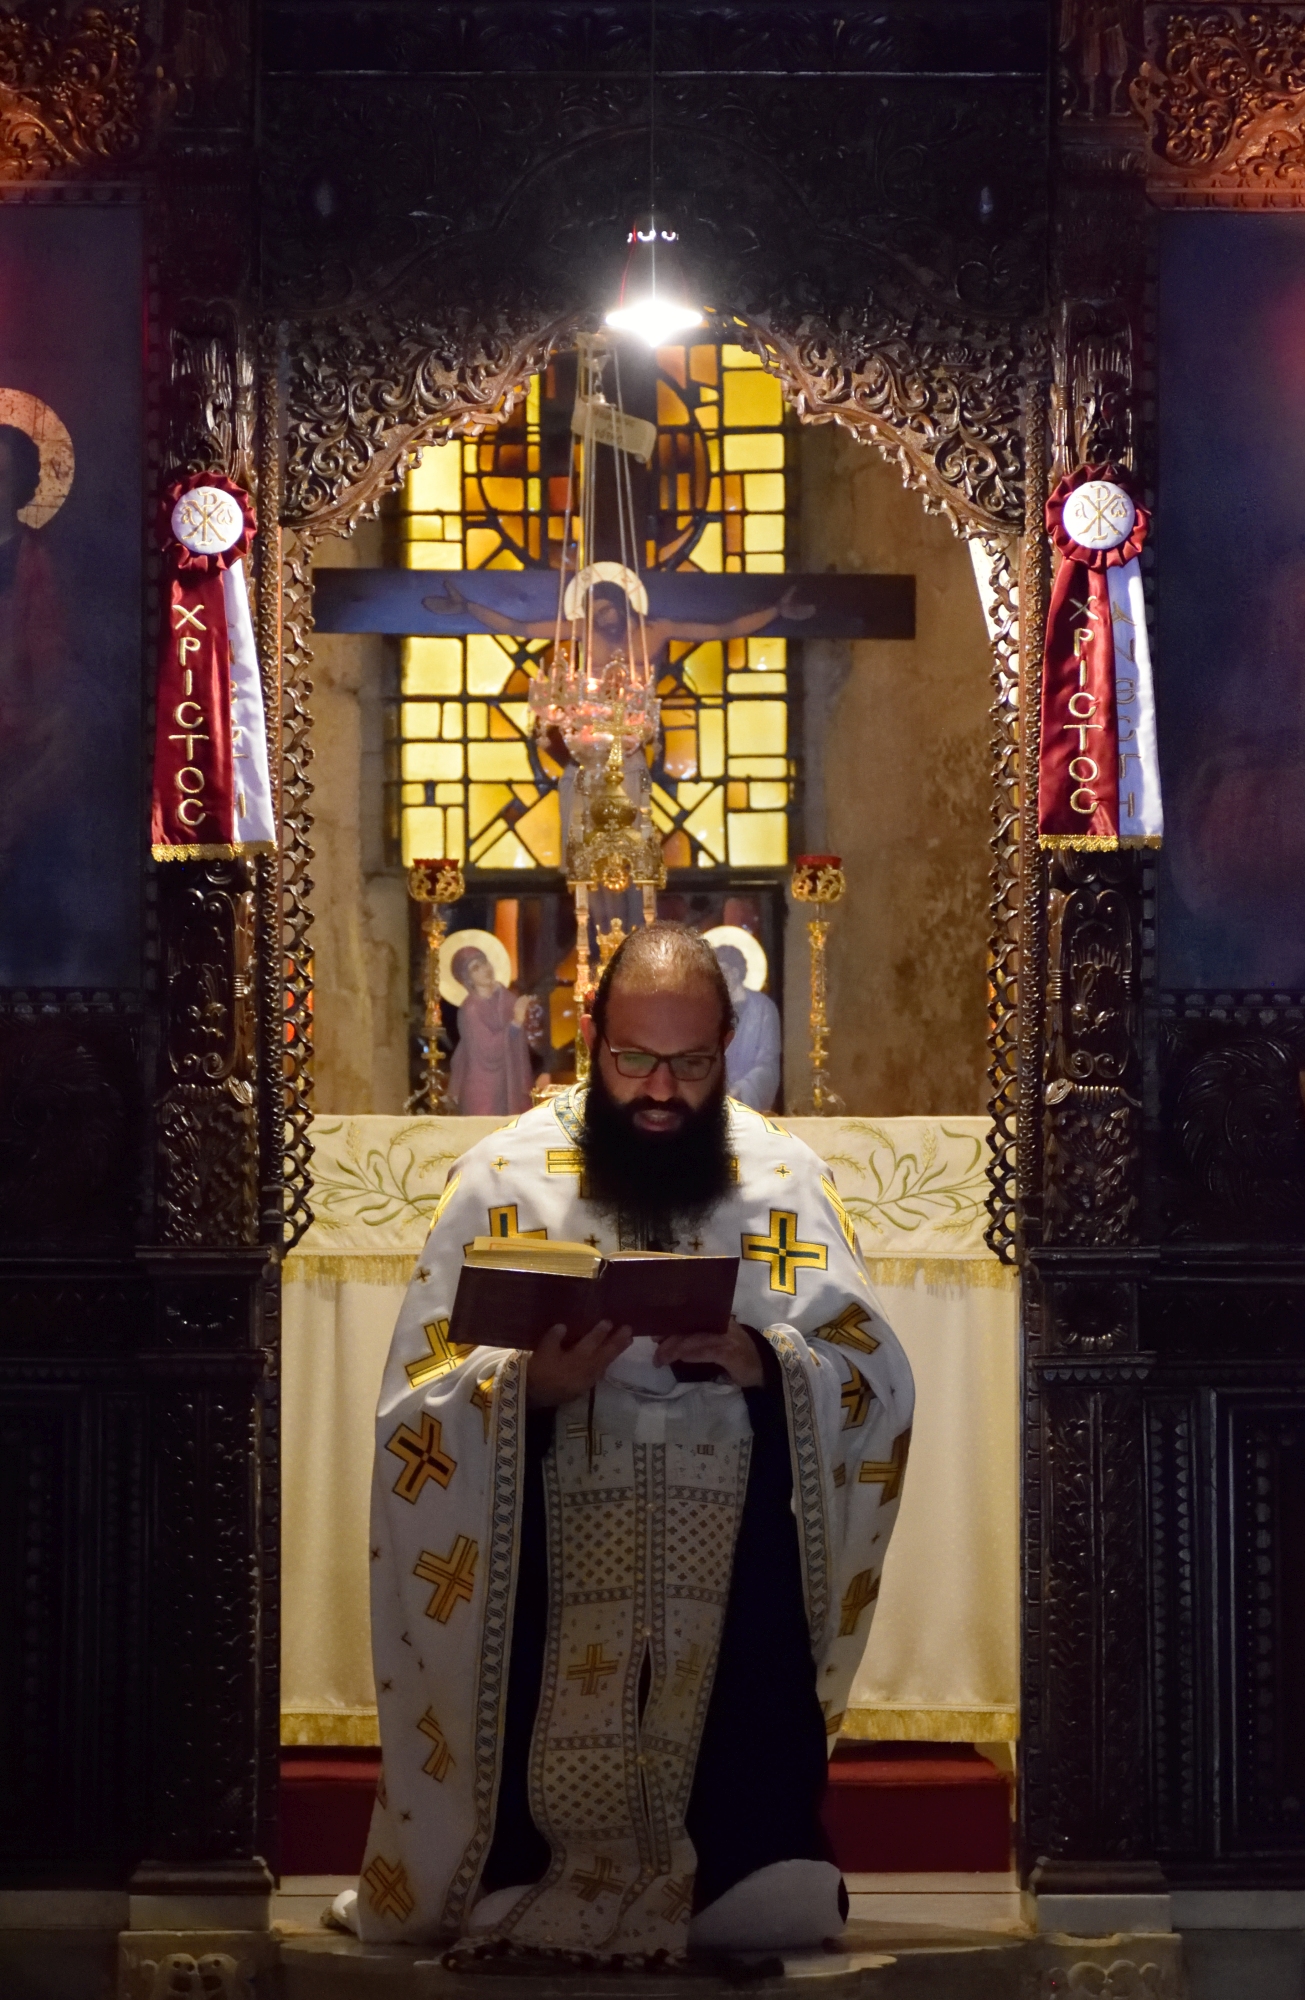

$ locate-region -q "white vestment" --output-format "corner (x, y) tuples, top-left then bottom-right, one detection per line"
(359, 1088), (914, 1955)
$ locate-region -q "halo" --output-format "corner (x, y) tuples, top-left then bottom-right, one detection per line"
(0, 390), (74, 528)
(704, 924), (768, 992)
(563, 561), (649, 621)
(439, 928), (512, 1006)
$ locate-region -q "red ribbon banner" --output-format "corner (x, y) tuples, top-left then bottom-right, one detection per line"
(1038, 464), (1149, 848)
(150, 473), (257, 860)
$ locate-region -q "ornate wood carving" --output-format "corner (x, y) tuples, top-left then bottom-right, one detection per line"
(1136, 4), (1305, 203)
(0, 4), (173, 179)
(984, 537), (1023, 1261)
(1043, 856), (1143, 1244)
(0, 1016), (139, 1247)
(1016, 375), (1052, 1251)
(1053, 299), (1136, 479)
(1228, 1403), (1305, 1851)
(1061, 0), (1145, 121)
(155, 863), (259, 1248)
(1157, 994), (1305, 1241)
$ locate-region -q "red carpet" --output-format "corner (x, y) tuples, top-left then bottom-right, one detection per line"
(280, 1742), (1012, 1877)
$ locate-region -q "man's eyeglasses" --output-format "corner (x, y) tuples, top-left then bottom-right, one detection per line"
(603, 1039), (721, 1083)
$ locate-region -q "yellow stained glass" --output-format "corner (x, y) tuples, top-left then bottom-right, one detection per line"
(476, 826), (535, 868)
(728, 811), (788, 865)
(744, 473), (786, 512)
(436, 782), (461, 803)
(657, 381), (690, 426)
(468, 783), (513, 836)
(683, 643), (723, 696)
(410, 444), (462, 511)
(405, 542), (462, 570)
(692, 521), (723, 572)
(649, 795), (674, 832)
(747, 636), (786, 672)
(498, 701), (533, 735)
(483, 477), (524, 510)
(443, 515), (463, 540)
(723, 370), (783, 428)
(744, 513), (785, 552)
(404, 515), (445, 541)
(466, 703), (488, 738)
(724, 433), (784, 471)
(722, 343), (763, 368)
(728, 672), (788, 695)
(746, 552), (784, 573)
(402, 806), (444, 866)
(750, 781), (789, 809)
(446, 806), (466, 858)
(690, 345), (719, 384)
(729, 756), (788, 777)
(696, 403), (719, 431)
(402, 638), (462, 696)
(514, 790), (562, 866)
(442, 702), (462, 738)
(401, 701), (442, 739)
(683, 787), (727, 861)
(466, 635), (516, 694)
(486, 547), (524, 569)
(465, 528), (502, 567)
(728, 702), (786, 756)
(699, 708), (725, 777)
(469, 741), (533, 781)
(402, 741), (464, 782)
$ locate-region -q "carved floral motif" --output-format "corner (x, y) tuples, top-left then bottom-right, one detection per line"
(0, 6), (172, 179)
(1134, 6), (1305, 202)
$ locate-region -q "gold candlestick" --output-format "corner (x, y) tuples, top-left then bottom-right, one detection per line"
(406, 858), (465, 1112)
(791, 854), (846, 1115)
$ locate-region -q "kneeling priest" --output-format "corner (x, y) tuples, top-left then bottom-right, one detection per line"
(355, 923), (914, 1958)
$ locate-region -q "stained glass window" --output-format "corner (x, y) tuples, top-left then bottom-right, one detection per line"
(392, 340), (793, 871)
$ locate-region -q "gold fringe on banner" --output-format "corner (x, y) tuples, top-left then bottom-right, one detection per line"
(282, 1253), (417, 1285)
(152, 839), (278, 862)
(863, 1257), (1017, 1291)
(841, 1706), (1018, 1743)
(282, 1708), (382, 1747)
(1037, 833), (1163, 851)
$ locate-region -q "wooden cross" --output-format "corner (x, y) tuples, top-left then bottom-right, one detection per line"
(386, 1411), (457, 1503)
(859, 1428), (912, 1503)
(414, 1533), (478, 1621)
(406, 1317), (476, 1390)
(741, 1209), (828, 1294)
(661, 1873), (695, 1922)
(838, 1568), (880, 1637)
(566, 1641), (620, 1696)
(418, 1706), (454, 1781)
(362, 1855), (414, 1921)
(817, 1302), (880, 1356)
(840, 1363), (872, 1430)
(570, 1855), (624, 1903)
(470, 1372), (495, 1440)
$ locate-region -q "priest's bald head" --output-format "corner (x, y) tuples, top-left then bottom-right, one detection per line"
(580, 922), (737, 1236)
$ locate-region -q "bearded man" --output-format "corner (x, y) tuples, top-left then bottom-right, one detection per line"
(353, 924), (913, 1959)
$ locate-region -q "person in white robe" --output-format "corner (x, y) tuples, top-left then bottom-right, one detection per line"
(349, 924), (913, 1961)
(714, 943), (782, 1112)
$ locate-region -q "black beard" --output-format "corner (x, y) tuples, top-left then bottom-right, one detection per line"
(580, 1063), (732, 1244)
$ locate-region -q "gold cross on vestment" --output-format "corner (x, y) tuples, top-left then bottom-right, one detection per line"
(418, 1706), (454, 1781)
(661, 1873), (695, 1922)
(468, 1204), (547, 1248)
(414, 1534), (478, 1621)
(859, 1428), (912, 1503)
(491, 1156), (510, 1170)
(385, 1412), (457, 1503)
(840, 1363), (872, 1430)
(566, 1641), (620, 1696)
(775, 1163), (792, 1177)
(362, 1855), (414, 1921)
(817, 1302), (880, 1356)
(406, 1316), (475, 1390)
(820, 1174), (859, 1251)
(570, 1855), (624, 1903)
(741, 1209), (828, 1294)
(674, 1643), (704, 1687)
(839, 1567), (880, 1637)
(470, 1373), (495, 1440)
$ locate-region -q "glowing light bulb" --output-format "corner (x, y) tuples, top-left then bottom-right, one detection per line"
(604, 216), (703, 346)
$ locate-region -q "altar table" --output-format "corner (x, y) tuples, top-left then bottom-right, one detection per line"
(281, 1114), (1018, 1748)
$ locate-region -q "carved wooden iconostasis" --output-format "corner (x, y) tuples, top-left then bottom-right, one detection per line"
(7, 0), (1305, 1952)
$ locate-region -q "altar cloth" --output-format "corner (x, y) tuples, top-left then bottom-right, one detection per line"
(281, 1114), (1018, 1747)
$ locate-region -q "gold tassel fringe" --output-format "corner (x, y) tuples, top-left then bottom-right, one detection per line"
(840, 1706), (1018, 1742)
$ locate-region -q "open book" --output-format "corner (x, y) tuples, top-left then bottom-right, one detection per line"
(448, 1235), (739, 1352)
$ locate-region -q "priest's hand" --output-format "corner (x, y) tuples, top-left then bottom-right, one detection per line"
(526, 1318), (633, 1407)
(653, 1317), (765, 1389)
